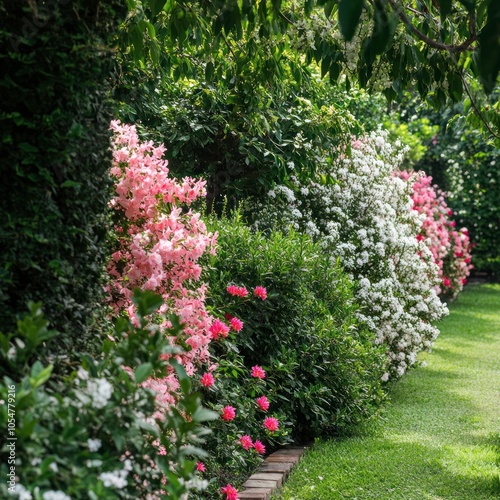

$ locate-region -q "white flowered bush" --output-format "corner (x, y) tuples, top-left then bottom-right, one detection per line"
(248, 131), (448, 379)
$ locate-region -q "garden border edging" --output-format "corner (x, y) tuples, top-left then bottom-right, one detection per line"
(238, 446), (309, 499)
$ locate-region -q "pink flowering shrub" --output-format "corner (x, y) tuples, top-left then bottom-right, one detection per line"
(107, 121), (217, 406)
(194, 283), (290, 497)
(398, 171), (473, 298)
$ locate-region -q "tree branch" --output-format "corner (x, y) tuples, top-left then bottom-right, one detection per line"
(388, 0), (477, 53)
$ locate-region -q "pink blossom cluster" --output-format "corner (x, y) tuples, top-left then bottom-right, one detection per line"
(397, 171), (472, 297)
(107, 121), (217, 406)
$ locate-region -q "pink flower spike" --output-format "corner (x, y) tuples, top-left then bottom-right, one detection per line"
(200, 372), (214, 388)
(222, 405), (236, 422)
(196, 462), (206, 472)
(254, 286), (267, 300)
(240, 435), (253, 450)
(253, 440), (266, 455)
(221, 484), (239, 500)
(230, 317), (244, 332)
(256, 396), (270, 411)
(251, 365), (266, 379)
(263, 417), (279, 432)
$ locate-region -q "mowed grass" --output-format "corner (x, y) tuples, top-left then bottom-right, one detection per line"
(278, 284), (500, 499)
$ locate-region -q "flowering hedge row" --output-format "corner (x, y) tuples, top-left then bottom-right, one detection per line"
(397, 171), (473, 299)
(9, 124), (469, 499)
(248, 132), (458, 380)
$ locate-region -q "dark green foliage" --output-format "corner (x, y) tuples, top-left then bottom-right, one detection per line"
(116, 71), (352, 212)
(204, 215), (386, 441)
(414, 101), (500, 276)
(0, 1), (126, 357)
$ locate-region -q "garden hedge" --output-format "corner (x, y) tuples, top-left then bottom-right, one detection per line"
(0, 0), (125, 356)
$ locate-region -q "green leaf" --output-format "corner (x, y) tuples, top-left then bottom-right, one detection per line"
(132, 289), (164, 318)
(135, 362), (153, 383)
(478, 1), (500, 93)
(29, 364), (53, 388)
(192, 406), (218, 422)
(147, 0), (166, 18)
(371, 2), (396, 55)
(170, 358), (191, 394)
(324, 1), (335, 19)
(339, 0), (364, 41)
(437, 0), (452, 19)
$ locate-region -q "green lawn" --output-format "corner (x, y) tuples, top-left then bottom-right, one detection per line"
(277, 284), (500, 499)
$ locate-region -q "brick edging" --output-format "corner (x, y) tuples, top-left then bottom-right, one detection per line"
(238, 446), (309, 499)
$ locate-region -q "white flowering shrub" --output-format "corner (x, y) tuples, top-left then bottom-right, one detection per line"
(0, 292), (216, 499)
(248, 131), (448, 379)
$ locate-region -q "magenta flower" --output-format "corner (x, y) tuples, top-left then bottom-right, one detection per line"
(253, 286), (267, 300)
(221, 484), (239, 500)
(209, 318), (230, 340)
(196, 462), (206, 472)
(256, 396), (270, 411)
(263, 417), (279, 432)
(200, 372), (214, 388)
(443, 277), (451, 287)
(251, 365), (266, 379)
(230, 317), (244, 332)
(240, 435), (253, 450)
(221, 405), (236, 422)
(253, 440), (266, 454)
(227, 285), (248, 297)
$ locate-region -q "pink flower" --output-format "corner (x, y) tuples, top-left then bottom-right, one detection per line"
(196, 462), (206, 472)
(200, 372), (214, 388)
(251, 365), (266, 379)
(253, 440), (266, 454)
(230, 317), (244, 332)
(209, 319), (230, 340)
(263, 417), (279, 432)
(227, 285), (248, 297)
(443, 277), (451, 287)
(253, 286), (267, 300)
(222, 405), (236, 421)
(240, 435), (253, 450)
(221, 484), (239, 500)
(256, 396), (270, 411)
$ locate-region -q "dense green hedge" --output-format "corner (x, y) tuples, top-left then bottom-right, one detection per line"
(0, 1), (125, 356)
(204, 215), (386, 441)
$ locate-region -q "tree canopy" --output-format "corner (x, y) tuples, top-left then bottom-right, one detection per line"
(121, 0), (500, 138)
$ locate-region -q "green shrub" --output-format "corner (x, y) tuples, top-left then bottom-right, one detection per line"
(0, 291), (216, 498)
(0, 1), (125, 357)
(203, 215), (386, 441)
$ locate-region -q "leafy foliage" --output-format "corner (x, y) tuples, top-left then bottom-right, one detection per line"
(414, 101), (500, 276)
(120, 1), (500, 137)
(204, 214), (386, 441)
(0, 292), (216, 498)
(0, 0), (126, 357)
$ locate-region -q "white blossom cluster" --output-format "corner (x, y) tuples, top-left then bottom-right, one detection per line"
(250, 130), (448, 379)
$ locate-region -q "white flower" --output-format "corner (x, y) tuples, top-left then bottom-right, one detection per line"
(31, 457), (42, 466)
(7, 346), (16, 360)
(42, 491), (71, 500)
(49, 462), (58, 473)
(15, 484), (32, 500)
(99, 470), (128, 489)
(381, 372), (389, 382)
(85, 378), (113, 409)
(87, 438), (102, 452)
